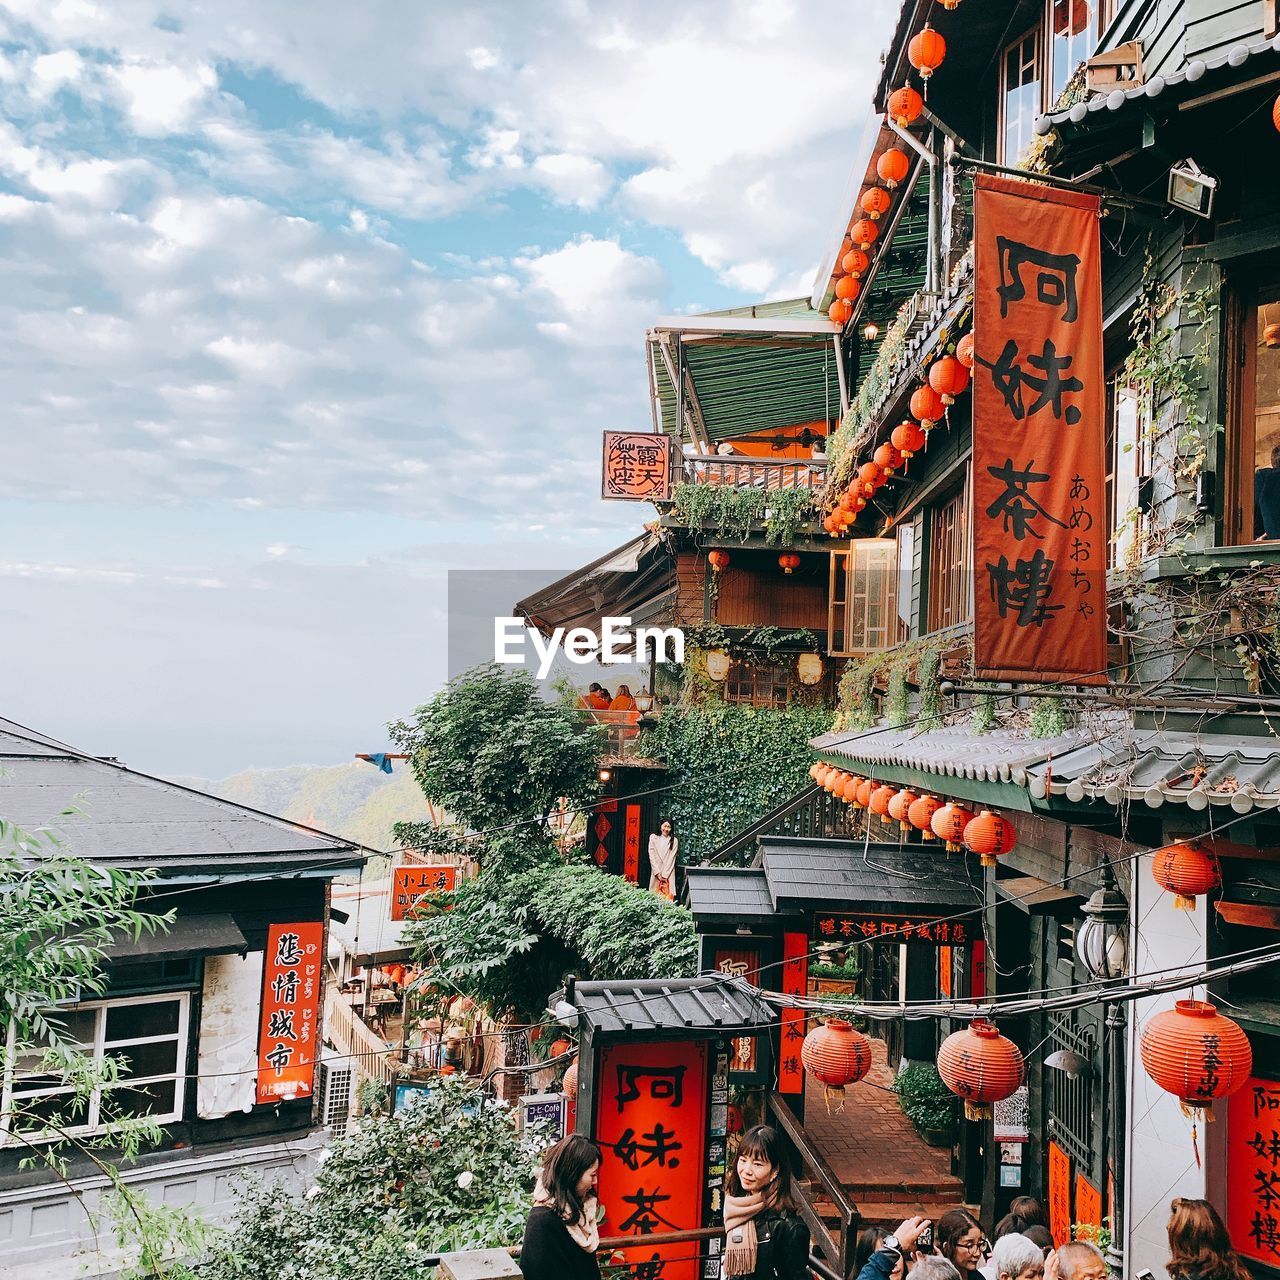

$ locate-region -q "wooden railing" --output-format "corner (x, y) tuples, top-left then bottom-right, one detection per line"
(325, 988), (399, 1095)
(682, 455), (828, 491)
(704, 784), (862, 865)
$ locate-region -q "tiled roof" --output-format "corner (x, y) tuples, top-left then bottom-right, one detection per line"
(565, 974), (774, 1037)
(684, 867), (779, 921)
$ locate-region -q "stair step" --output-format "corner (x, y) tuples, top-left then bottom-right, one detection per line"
(854, 1200), (981, 1226)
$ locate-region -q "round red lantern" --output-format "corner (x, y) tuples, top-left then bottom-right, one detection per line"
(874, 442), (904, 476)
(855, 778), (875, 809)
(829, 298), (853, 326)
(877, 148), (911, 188)
(908, 25), (947, 82)
(1139, 1000), (1252, 1108)
(778, 552), (801, 575)
(869, 784), (894, 823)
(562, 1059), (579, 1099)
(822, 514), (835, 534)
(888, 85), (923, 127)
(1153, 842), (1220, 911)
(726, 1102), (744, 1135)
(825, 769), (848, 794)
(835, 274), (862, 303)
(891, 419), (927, 459)
(956, 332), (975, 369)
(809, 762), (822, 782)
(937, 1019), (1025, 1120)
(549, 1038), (572, 1060)
(929, 354), (971, 405)
(861, 187), (892, 221)
(910, 384), (946, 430)
(842, 247), (870, 277)
(801, 1019), (872, 1102)
(931, 802), (974, 852)
(888, 787), (919, 831)
(1273, 92), (1280, 133)
(964, 809), (1018, 867)
(840, 773), (864, 804)
(708, 550), (730, 573)
(908, 793), (943, 838)
(858, 461), (884, 495)
(815, 764), (833, 787)
(851, 219), (880, 252)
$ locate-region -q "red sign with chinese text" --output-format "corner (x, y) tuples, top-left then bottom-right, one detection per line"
(602, 431), (674, 501)
(256, 921), (323, 1104)
(973, 176), (1107, 685)
(595, 1039), (708, 1280)
(389, 864), (458, 921)
(713, 947), (761, 1074)
(813, 911), (973, 946)
(779, 932), (807, 1096)
(1048, 1140), (1071, 1246)
(624, 804), (642, 884)
(1227, 1074), (1280, 1267)
(1075, 1173), (1101, 1231)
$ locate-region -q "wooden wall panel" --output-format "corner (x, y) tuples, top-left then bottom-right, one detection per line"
(675, 551), (707, 627)
(714, 567), (828, 629)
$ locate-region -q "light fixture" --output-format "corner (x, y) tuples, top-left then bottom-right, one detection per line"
(705, 648), (732, 682)
(1167, 158), (1217, 219)
(863, 321), (880, 341)
(735, 924), (752, 937)
(634, 691), (655, 714)
(1076, 866), (1129, 981)
(1044, 1048), (1090, 1080)
(598, 767), (612, 784)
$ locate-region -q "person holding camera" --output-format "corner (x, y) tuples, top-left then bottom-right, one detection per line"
(851, 1215), (933, 1280)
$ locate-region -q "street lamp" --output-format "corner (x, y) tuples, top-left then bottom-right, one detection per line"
(1076, 866), (1129, 981)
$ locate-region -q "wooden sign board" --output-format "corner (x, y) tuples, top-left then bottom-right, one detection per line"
(390, 864), (458, 921)
(602, 431), (674, 501)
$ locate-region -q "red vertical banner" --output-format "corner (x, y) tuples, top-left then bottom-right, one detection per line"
(594, 1039), (708, 1280)
(970, 939), (987, 999)
(1047, 1140), (1072, 1246)
(1075, 1174), (1102, 1230)
(972, 175), (1107, 685)
(256, 921), (323, 1104)
(592, 799), (617, 868)
(623, 804), (641, 883)
(778, 932), (808, 1095)
(938, 945), (953, 999)
(1227, 1075), (1280, 1268)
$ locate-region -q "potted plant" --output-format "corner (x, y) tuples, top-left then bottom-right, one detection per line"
(891, 1062), (956, 1147)
(809, 951), (862, 996)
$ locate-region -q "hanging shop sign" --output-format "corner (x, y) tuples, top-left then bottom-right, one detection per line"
(594, 1038), (709, 1280)
(256, 921), (323, 1104)
(779, 932), (808, 1096)
(1075, 1174), (1102, 1231)
(602, 431), (675, 501)
(1047, 1140), (1072, 1246)
(972, 175), (1107, 685)
(624, 803), (642, 884)
(712, 946), (762, 1077)
(520, 1092), (568, 1144)
(814, 911), (974, 946)
(389, 864), (458, 921)
(1227, 1074), (1280, 1268)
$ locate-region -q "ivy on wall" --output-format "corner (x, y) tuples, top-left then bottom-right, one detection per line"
(670, 482), (818, 545)
(833, 638), (946, 733)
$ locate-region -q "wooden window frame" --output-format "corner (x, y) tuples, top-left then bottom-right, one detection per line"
(1225, 273), (1280, 546)
(827, 540), (904, 658)
(926, 486), (971, 635)
(999, 25), (1044, 165)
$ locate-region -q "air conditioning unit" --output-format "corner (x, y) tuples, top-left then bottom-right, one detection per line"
(317, 1059), (354, 1131)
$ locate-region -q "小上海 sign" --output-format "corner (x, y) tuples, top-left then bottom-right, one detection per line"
(256, 921), (323, 1104)
(602, 431), (674, 501)
(390, 864), (458, 921)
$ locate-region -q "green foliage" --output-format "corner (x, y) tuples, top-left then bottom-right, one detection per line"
(1029, 696), (1067, 739)
(885, 664), (910, 727)
(195, 1078), (545, 1280)
(835, 654), (887, 731)
(389, 665), (601, 852)
(971, 692), (996, 734)
(634, 702), (831, 862)
(671, 482), (818, 545)
(891, 1062), (956, 1133)
(916, 646), (941, 728)
(764, 487), (818, 546)
(810, 953), (861, 980)
(834, 640), (946, 734)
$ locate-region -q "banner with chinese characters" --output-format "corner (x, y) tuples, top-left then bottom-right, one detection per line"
(256, 921), (323, 1104)
(390, 864), (458, 921)
(778, 932), (807, 1096)
(712, 947), (761, 1077)
(623, 804), (642, 884)
(813, 911), (974, 947)
(973, 175), (1107, 685)
(1047, 1140), (1071, 1246)
(602, 431), (674, 502)
(1227, 1074), (1280, 1268)
(594, 1039), (709, 1280)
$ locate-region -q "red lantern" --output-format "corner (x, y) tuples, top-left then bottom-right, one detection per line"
(888, 85), (923, 127)
(869, 784), (894, 823)
(726, 1103), (744, 1135)
(888, 787), (919, 831)
(835, 274), (861, 303)
(1152, 842), (1220, 911)
(855, 778), (875, 809)
(778, 552), (801, 575)
(815, 764), (833, 787)
(858, 461), (884, 495)
(829, 298), (853, 326)
(908, 25), (946, 82)
(908, 794), (943, 838)
(708, 550), (730, 573)
(824, 769), (845, 793)
(562, 1060), (579, 1099)
(851, 219), (879, 251)
(891, 419), (926, 459)
(1139, 1000), (1252, 1108)
(549, 1037), (572, 1059)
(840, 773), (863, 804)
(929, 354), (971, 405)
(861, 187), (892, 221)
(931, 802), (974, 852)
(910, 384), (946, 430)
(956, 332), (975, 369)
(873, 442), (904, 476)
(808, 763), (822, 782)
(964, 809), (1018, 867)
(937, 1019), (1025, 1120)
(1273, 92), (1280, 134)
(877, 148), (910, 188)
(842, 247), (870, 277)
(801, 1019), (873, 1099)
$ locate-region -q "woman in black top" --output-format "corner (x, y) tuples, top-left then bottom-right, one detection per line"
(520, 1134), (602, 1280)
(937, 1208), (987, 1280)
(722, 1124), (809, 1280)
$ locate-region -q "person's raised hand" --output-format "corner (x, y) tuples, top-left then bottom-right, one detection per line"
(1044, 1249), (1062, 1280)
(894, 1216), (929, 1253)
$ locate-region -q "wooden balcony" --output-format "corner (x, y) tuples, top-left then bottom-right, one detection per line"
(680, 454), (827, 491)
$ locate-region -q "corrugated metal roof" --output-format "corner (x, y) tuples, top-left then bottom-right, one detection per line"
(1037, 33), (1280, 132)
(684, 867), (779, 921)
(566, 974), (774, 1037)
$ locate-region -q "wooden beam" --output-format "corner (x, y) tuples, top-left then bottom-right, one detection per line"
(1215, 901), (1280, 930)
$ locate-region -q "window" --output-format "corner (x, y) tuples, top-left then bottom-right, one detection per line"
(724, 660), (791, 708)
(1105, 379), (1145, 567)
(2, 993), (189, 1144)
(1049, 0), (1100, 101)
(1228, 287), (1280, 544)
(927, 488), (970, 633)
(827, 540), (904, 656)
(1001, 28), (1042, 164)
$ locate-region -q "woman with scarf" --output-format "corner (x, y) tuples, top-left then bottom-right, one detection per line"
(722, 1124), (808, 1280)
(520, 1134), (602, 1280)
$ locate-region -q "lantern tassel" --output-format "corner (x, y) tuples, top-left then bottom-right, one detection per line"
(963, 1101), (992, 1122)
(1174, 894), (1195, 911)
(823, 1085), (846, 1115)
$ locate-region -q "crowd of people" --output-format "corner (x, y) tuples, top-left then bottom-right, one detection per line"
(520, 1128), (1255, 1280)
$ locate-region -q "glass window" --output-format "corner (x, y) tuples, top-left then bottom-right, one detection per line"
(828, 540), (904, 656)
(927, 488), (971, 633)
(1049, 0), (1099, 103)
(724, 660), (792, 708)
(1002, 28), (1043, 165)
(1253, 300), (1280, 541)
(1, 993), (189, 1144)
(1106, 381), (1145, 567)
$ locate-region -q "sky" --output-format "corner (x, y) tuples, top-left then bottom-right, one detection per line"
(0, 0), (897, 777)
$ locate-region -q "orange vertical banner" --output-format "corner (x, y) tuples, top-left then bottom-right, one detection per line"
(972, 175), (1107, 685)
(256, 921), (323, 1104)
(778, 932), (808, 1095)
(1048, 1140), (1072, 1246)
(1075, 1173), (1102, 1230)
(1227, 1075), (1280, 1268)
(623, 804), (641, 883)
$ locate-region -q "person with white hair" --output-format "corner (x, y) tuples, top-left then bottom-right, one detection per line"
(987, 1233), (1044, 1280)
(1045, 1240), (1107, 1280)
(910, 1257), (961, 1280)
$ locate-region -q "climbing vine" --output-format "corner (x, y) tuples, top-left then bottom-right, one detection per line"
(671, 482), (818, 545)
(764, 486), (819, 546)
(833, 639), (947, 733)
(1029, 695), (1067, 739)
(971, 692), (996, 734)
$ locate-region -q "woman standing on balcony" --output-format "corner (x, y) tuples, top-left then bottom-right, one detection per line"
(521, 1134), (602, 1280)
(648, 818), (678, 901)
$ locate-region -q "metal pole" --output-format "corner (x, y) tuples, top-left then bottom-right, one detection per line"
(1105, 998), (1126, 1277)
(832, 333), (849, 416)
(948, 153), (1169, 212)
(927, 126), (943, 297)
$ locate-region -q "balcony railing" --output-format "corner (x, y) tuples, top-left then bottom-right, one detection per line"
(681, 455), (827, 492)
(575, 707), (664, 762)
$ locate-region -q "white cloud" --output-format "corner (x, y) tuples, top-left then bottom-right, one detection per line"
(110, 60), (216, 135)
(30, 49), (84, 97)
(531, 152), (611, 208)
